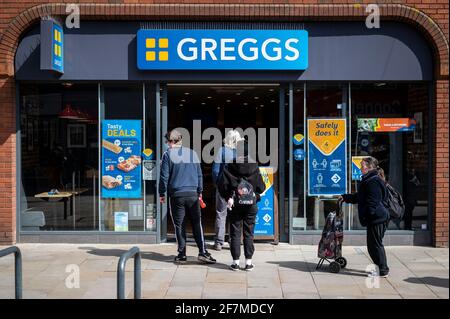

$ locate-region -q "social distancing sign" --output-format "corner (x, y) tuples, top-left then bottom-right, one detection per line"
(307, 118), (347, 196)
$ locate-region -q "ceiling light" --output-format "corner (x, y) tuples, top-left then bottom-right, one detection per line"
(184, 92), (190, 95)
(254, 97), (259, 100)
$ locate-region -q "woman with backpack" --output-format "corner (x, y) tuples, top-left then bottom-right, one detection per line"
(338, 157), (390, 278)
(217, 140), (266, 271)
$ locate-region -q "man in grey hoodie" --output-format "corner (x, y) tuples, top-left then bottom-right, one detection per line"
(159, 130), (216, 264)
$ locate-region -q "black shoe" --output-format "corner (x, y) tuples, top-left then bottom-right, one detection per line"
(198, 251), (216, 264)
(244, 264), (254, 271)
(229, 263), (240, 271)
(174, 254), (187, 264)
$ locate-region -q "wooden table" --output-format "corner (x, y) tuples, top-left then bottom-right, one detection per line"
(34, 192), (74, 220)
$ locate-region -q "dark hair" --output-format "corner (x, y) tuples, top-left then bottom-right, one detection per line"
(377, 167), (386, 181)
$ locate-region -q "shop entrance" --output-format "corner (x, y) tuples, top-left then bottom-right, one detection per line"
(165, 84), (280, 242)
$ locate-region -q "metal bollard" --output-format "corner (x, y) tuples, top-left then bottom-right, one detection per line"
(0, 246), (22, 299)
(117, 246), (141, 299)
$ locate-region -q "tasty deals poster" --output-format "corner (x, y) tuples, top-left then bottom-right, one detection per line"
(101, 120), (142, 198)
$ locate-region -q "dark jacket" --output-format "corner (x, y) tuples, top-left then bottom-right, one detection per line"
(342, 169), (389, 226)
(217, 161), (266, 203)
(159, 146), (203, 197)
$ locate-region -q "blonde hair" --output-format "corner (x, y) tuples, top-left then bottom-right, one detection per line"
(223, 130), (245, 149)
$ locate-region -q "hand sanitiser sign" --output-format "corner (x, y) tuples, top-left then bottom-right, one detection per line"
(137, 29), (308, 70)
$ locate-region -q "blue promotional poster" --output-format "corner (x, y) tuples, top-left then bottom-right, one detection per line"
(101, 120), (142, 198)
(308, 119), (347, 196)
(255, 167), (275, 237)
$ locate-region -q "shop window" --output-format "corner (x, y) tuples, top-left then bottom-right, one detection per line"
(350, 83), (430, 231)
(100, 84), (145, 232)
(19, 83), (99, 231)
(303, 83), (349, 231)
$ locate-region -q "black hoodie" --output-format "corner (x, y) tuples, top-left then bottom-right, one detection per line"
(217, 142), (266, 202)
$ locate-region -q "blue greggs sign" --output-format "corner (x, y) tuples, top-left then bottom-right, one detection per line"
(40, 19), (64, 73)
(137, 29), (308, 70)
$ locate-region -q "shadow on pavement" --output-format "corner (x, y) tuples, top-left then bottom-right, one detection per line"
(404, 277), (449, 288)
(79, 247), (229, 270)
(267, 260), (368, 277)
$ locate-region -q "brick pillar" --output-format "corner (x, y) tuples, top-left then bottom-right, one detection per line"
(434, 79), (449, 248)
(0, 76), (16, 244)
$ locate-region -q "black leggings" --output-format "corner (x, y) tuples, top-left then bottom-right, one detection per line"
(229, 204), (257, 260)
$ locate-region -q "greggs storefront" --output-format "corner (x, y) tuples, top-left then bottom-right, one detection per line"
(1, 3), (448, 247)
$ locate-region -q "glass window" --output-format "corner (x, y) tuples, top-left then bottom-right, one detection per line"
(100, 84), (145, 232)
(350, 83), (430, 231)
(305, 83), (349, 231)
(19, 83), (99, 231)
(291, 83), (349, 231)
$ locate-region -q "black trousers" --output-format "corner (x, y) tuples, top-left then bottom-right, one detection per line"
(169, 196), (206, 255)
(367, 221), (389, 275)
(229, 204), (257, 260)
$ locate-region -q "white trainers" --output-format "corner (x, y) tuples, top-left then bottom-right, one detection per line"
(367, 270), (389, 278)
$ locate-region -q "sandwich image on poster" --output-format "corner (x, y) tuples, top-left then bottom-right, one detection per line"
(101, 120), (142, 198)
(102, 175), (122, 189)
(102, 139), (123, 154)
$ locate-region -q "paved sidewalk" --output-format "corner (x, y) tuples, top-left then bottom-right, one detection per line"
(0, 243), (448, 299)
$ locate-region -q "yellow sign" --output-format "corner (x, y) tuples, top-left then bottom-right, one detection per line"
(352, 156), (368, 170)
(307, 119), (346, 156)
(259, 167), (274, 196)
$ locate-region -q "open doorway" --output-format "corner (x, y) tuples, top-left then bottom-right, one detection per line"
(166, 84), (280, 240)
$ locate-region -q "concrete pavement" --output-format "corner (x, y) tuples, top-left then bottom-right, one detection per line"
(0, 243), (448, 299)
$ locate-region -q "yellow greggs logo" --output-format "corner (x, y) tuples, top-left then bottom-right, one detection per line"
(145, 38), (169, 61)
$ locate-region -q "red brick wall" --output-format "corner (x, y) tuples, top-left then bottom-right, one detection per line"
(0, 1), (448, 246)
(0, 76), (16, 244)
(435, 80), (449, 248)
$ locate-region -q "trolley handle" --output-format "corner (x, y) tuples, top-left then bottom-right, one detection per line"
(337, 199), (344, 217)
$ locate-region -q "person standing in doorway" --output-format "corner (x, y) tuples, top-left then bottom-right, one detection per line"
(218, 140), (266, 271)
(211, 130), (244, 251)
(159, 130), (216, 264)
(339, 157), (390, 278)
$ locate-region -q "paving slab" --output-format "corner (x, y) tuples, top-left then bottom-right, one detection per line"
(0, 243), (447, 299)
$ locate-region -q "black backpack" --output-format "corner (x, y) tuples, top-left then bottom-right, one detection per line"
(234, 178), (256, 205)
(383, 183), (405, 220)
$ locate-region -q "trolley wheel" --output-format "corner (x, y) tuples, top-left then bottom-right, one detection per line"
(329, 261), (341, 273)
(336, 257), (347, 269)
